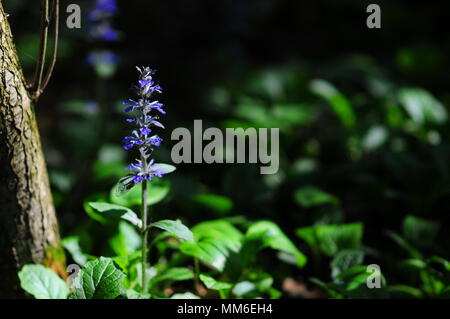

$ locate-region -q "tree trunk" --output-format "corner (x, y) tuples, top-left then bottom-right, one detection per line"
(0, 3), (64, 298)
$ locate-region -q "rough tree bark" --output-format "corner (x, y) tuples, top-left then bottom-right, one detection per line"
(0, 3), (64, 298)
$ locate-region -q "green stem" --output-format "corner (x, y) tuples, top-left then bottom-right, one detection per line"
(194, 257), (200, 289)
(219, 290), (227, 299)
(141, 167), (148, 292)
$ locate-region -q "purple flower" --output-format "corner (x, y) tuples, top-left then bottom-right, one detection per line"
(125, 159), (165, 184)
(122, 130), (143, 150)
(149, 135), (163, 147)
(89, 21), (119, 41)
(88, 0), (118, 21)
(121, 67), (166, 184)
(140, 127), (151, 135)
(148, 101), (165, 114)
(123, 99), (140, 113)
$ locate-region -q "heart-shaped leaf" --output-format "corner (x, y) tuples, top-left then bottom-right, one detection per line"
(70, 257), (126, 299)
(19, 265), (69, 299)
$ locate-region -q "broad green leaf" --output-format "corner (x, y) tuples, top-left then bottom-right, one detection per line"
(70, 257), (126, 299)
(62, 236), (88, 266)
(297, 223), (363, 256)
(179, 220), (243, 271)
(88, 202), (142, 228)
(293, 186), (339, 208)
(109, 221), (141, 257)
(110, 179), (170, 207)
(150, 267), (194, 285)
(193, 194), (233, 214)
(310, 79), (356, 128)
(151, 219), (194, 242)
(403, 215), (439, 248)
(19, 265), (68, 299)
(199, 274), (232, 290)
(241, 221), (307, 267)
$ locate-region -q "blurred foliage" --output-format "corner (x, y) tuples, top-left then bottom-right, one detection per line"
(8, 0), (450, 298)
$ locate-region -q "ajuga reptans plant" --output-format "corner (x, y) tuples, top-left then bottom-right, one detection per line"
(117, 66), (176, 292)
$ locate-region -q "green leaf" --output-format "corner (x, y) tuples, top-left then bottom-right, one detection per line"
(331, 249), (365, 279)
(70, 257), (126, 299)
(293, 186), (339, 208)
(109, 221), (141, 257)
(326, 264), (388, 298)
(126, 289), (151, 299)
(110, 179), (170, 207)
(398, 87), (447, 125)
(199, 274), (232, 290)
(232, 281), (256, 297)
(151, 219), (194, 242)
(241, 221), (307, 267)
(386, 230), (421, 258)
(88, 202), (142, 228)
(389, 285), (424, 298)
(150, 267), (194, 285)
(19, 265), (69, 299)
(62, 236), (88, 266)
(171, 292), (200, 299)
(403, 215), (439, 248)
(232, 271), (276, 298)
(179, 220), (243, 271)
(193, 194), (233, 214)
(310, 79), (356, 128)
(297, 223), (363, 256)
(362, 125), (388, 151)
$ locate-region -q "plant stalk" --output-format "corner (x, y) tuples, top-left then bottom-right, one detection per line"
(141, 158), (149, 292)
(194, 257), (200, 289)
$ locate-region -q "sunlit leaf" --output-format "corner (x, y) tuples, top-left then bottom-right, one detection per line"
(199, 274), (232, 290)
(70, 257), (125, 299)
(88, 202), (142, 228)
(151, 219), (194, 242)
(241, 221), (307, 267)
(297, 223), (363, 256)
(19, 265), (68, 299)
(179, 220), (243, 271)
(150, 267), (194, 286)
(310, 79), (356, 128)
